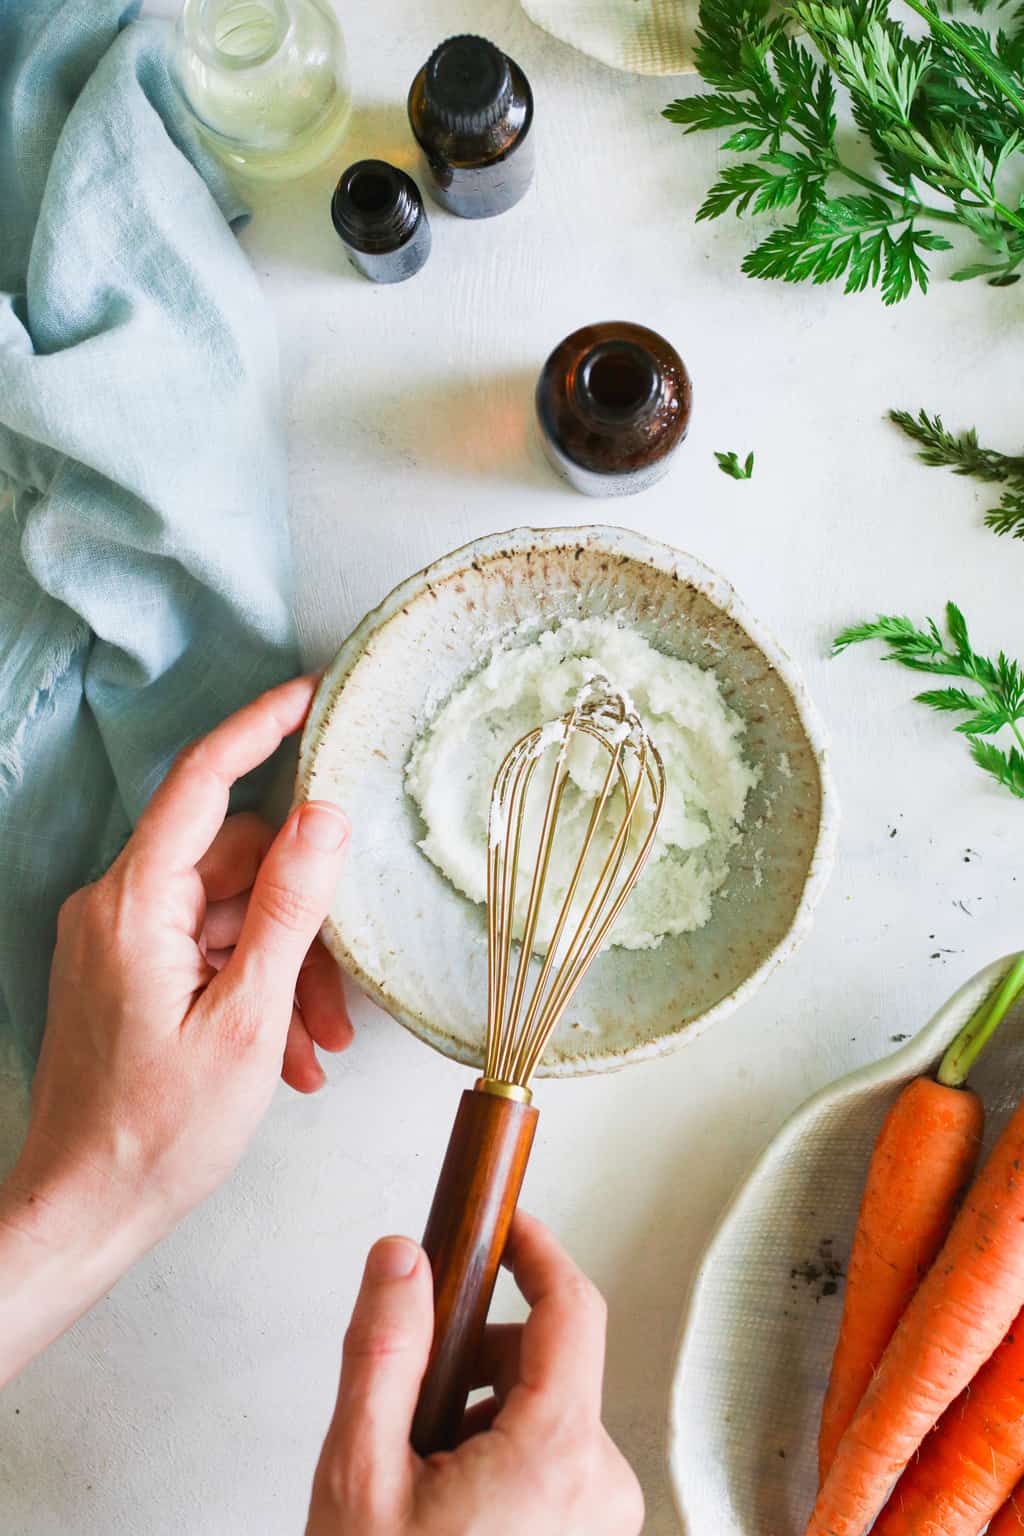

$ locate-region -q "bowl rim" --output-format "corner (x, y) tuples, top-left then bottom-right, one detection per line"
(295, 523), (840, 1077)
(666, 951), (1024, 1533)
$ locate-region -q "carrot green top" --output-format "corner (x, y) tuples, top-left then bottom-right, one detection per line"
(938, 954), (1024, 1088)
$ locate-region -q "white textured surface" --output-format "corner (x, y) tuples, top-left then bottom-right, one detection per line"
(520, 0), (699, 74)
(1, 2), (1022, 1534)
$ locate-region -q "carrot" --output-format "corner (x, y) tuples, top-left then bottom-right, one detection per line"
(871, 1305), (1024, 1535)
(991, 1480), (1024, 1535)
(807, 1096), (1024, 1536)
(817, 1077), (983, 1484)
(807, 954), (1024, 1536)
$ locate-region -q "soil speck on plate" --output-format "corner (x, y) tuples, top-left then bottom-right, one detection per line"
(791, 1240), (844, 1302)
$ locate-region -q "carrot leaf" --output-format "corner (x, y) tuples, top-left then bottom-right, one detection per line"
(833, 605), (1024, 799)
(715, 448), (756, 479)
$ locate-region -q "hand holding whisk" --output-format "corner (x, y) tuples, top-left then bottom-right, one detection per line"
(411, 682), (665, 1455)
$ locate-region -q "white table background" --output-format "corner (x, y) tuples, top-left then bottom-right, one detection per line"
(2, 2), (1022, 1532)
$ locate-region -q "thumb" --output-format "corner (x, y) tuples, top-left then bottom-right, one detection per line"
(319, 1238), (433, 1516)
(227, 800), (349, 1015)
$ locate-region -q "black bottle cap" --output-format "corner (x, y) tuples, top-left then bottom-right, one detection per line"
(424, 35), (512, 135)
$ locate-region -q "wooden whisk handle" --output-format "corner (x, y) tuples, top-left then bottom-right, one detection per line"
(411, 1085), (539, 1457)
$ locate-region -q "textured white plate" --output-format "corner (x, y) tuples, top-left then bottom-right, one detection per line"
(669, 954), (1024, 1536)
(520, 0), (699, 75)
(296, 525), (837, 1076)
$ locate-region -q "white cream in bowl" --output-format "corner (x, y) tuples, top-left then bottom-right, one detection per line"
(405, 617), (758, 953)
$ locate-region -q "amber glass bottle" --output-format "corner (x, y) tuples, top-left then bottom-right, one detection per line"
(331, 159), (431, 283)
(408, 35), (534, 219)
(535, 322), (692, 497)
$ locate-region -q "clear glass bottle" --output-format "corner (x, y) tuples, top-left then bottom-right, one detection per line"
(535, 321), (693, 497)
(172, 0), (351, 181)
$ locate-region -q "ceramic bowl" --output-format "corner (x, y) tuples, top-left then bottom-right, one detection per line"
(669, 954), (1024, 1535)
(294, 525), (837, 1076)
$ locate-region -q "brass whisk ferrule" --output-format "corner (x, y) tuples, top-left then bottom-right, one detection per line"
(475, 1078), (534, 1104)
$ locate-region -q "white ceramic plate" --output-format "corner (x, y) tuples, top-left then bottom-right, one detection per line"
(296, 525), (837, 1076)
(669, 954), (1024, 1535)
(520, 0), (699, 75)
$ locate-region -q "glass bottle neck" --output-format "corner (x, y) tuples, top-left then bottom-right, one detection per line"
(332, 162), (421, 250)
(572, 341), (662, 430)
(183, 0), (295, 71)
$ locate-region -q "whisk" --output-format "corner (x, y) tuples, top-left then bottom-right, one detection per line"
(411, 681), (666, 1455)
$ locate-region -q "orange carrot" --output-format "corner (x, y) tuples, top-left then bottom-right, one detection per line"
(991, 1480), (1024, 1535)
(817, 1077), (983, 1484)
(807, 955), (1024, 1536)
(806, 1096), (1024, 1536)
(871, 1305), (1024, 1534)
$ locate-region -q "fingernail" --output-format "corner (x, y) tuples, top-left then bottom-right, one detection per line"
(298, 802), (349, 852)
(366, 1236), (419, 1282)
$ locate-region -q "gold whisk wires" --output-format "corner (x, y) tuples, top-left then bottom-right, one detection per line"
(483, 682), (666, 1092)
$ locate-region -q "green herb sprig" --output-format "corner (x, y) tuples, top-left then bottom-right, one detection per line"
(833, 603), (1024, 796)
(664, 0), (1024, 301)
(891, 408), (1024, 537)
(715, 448), (756, 478)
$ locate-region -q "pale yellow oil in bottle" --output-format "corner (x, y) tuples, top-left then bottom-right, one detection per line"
(174, 0), (352, 182)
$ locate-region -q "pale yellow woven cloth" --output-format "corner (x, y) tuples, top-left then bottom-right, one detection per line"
(520, 0), (698, 74)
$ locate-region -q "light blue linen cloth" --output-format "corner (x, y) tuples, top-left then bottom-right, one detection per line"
(0, 1), (299, 1074)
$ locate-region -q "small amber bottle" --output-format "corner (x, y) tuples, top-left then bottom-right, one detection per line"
(535, 322), (693, 497)
(408, 35), (534, 219)
(331, 159), (431, 283)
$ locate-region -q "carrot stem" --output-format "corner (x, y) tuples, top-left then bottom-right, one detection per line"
(938, 954), (1024, 1088)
